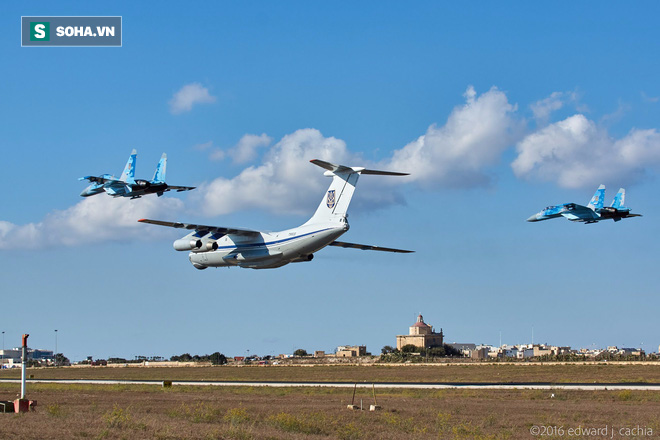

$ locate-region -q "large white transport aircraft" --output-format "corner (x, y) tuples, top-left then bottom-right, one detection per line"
(139, 159), (413, 270)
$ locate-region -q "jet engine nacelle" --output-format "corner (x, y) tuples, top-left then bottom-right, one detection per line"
(173, 238), (202, 251)
(205, 241), (218, 251)
(291, 254), (314, 263)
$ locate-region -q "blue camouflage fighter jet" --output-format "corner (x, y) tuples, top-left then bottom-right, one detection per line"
(527, 185), (642, 224)
(79, 150), (195, 199)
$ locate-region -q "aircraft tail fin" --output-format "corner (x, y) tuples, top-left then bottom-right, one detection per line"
(610, 188), (626, 209)
(587, 184), (605, 210)
(303, 159), (408, 226)
(152, 153), (167, 183)
(120, 149), (137, 184)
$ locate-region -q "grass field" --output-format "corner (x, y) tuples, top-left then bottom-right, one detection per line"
(1, 362), (660, 384)
(0, 382), (659, 439)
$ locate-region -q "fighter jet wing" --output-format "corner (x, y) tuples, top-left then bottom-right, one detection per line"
(138, 219), (261, 236)
(560, 204), (600, 221)
(329, 241), (414, 253)
(163, 185), (196, 193)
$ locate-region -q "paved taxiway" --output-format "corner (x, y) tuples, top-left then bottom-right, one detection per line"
(1, 379), (659, 391)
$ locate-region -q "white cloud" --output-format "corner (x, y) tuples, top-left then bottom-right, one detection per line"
(383, 86), (520, 188)
(529, 91), (584, 127)
(193, 129), (352, 217)
(600, 101), (631, 125)
(641, 91), (660, 103)
(209, 149), (226, 161)
(194, 135), (272, 163)
(191, 86), (524, 218)
(531, 92), (565, 125)
(511, 114), (660, 188)
(169, 83), (216, 114)
(0, 196), (183, 250)
(229, 134), (272, 164)
(192, 141), (214, 151)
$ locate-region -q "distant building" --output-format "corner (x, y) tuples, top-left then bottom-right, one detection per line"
(396, 315), (444, 350)
(471, 347), (489, 360)
(447, 343), (476, 357)
(314, 351), (326, 358)
(523, 345), (552, 358)
(336, 345), (367, 357)
(0, 348), (54, 366)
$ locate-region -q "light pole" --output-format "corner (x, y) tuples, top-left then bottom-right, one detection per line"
(1, 331), (4, 367)
(54, 330), (58, 367)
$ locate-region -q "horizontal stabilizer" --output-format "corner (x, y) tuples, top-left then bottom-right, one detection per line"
(138, 219), (260, 236)
(360, 169), (409, 176)
(329, 240), (414, 253)
(310, 159), (409, 176)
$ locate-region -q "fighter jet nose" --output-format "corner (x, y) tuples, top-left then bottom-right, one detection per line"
(80, 189), (90, 197)
(526, 215), (539, 222)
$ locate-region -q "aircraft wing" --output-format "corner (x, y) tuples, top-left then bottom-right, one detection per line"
(329, 240), (414, 253)
(164, 185), (196, 192)
(560, 204), (600, 221)
(138, 219), (261, 236)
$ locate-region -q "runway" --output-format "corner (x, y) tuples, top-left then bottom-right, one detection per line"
(1, 379), (659, 391)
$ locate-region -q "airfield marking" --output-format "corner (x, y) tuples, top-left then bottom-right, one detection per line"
(1, 379), (659, 391)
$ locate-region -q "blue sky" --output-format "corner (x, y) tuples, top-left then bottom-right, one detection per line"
(2, 2), (660, 360)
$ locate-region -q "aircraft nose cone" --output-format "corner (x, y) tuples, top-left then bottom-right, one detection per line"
(526, 214), (539, 222)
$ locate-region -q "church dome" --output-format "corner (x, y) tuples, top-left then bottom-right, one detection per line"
(412, 314), (431, 328)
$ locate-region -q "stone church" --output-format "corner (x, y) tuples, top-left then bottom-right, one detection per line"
(396, 314), (444, 350)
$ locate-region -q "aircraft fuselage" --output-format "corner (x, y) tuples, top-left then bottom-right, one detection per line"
(187, 222), (348, 270)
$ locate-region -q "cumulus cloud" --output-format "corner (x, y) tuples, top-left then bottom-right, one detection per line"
(191, 86), (525, 217)
(195, 135), (272, 163)
(641, 91), (659, 103)
(169, 83), (216, 114)
(209, 149), (226, 161)
(531, 92), (565, 125)
(192, 141), (214, 151)
(0, 196), (183, 250)
(193, 129), (353, 217)
(229, 134), (272, 164)
(511, 114), (660, 188)
(383, 86), (520, 188)
(529, 91), (586, 127)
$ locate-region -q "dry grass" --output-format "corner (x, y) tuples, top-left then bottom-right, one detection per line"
(0, 383), (659, 439)
(1, 362), (660, 384)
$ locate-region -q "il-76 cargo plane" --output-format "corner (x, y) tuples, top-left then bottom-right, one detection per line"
(139, 159), (413, 270)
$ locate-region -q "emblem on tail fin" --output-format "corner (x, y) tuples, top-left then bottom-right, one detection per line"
(326, 190), (336, 208)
